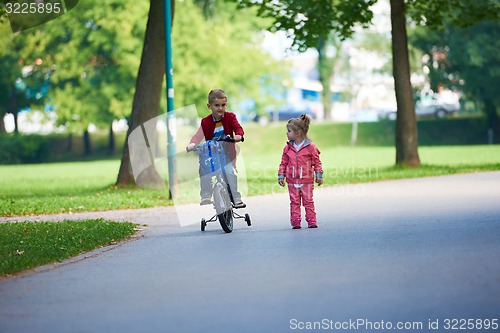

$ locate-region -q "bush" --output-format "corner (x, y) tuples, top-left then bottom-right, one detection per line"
(311, 117), (490, 147)
(0, 130), (126, 165)
(0, 134), (50, 164)
(417, 117), (488, 145)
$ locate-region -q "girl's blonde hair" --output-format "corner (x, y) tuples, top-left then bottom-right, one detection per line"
(287, 113), (312, 140)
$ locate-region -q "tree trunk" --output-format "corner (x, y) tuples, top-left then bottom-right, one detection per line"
(483, 98), (499, 144)
(13, 111), (19, 134)
(116, 0), (175, 186)
(67, 133), (73, 152)
(317, 35), (332, 121)
(317, 34), (341, 122)
(83, 128), (92, 156)
(11, 84), (19, 134)
(196, 0), (213, 18)
(390, 0), (420, 166)
(0, 110), (5, 134)
(108, 123), (115, 155)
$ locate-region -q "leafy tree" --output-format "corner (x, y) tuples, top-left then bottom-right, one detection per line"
(236, 0), (498, 166)
(238, 0), (376, 51)
(317, 33), (342, 121)
(0, 22), (23, 133)
(0, 22), (52, 134)
(390, 0), (419, 165)
(194, 0), (216, 18)
(410, 20), (500, 143)
(41, 0), (146, 155)
(450, 21), (500, 143)
(406, 0), (499, 28)
(115, 0), (288, 186)
(116, 0), (171, 186)
(0, 0), (145, 157)
(172, 0), (287, 117)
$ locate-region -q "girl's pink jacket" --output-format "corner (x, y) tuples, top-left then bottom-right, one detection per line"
(278, 140), (323, 184)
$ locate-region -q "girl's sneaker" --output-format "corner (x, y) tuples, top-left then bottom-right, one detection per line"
(308, 224), (318, 228)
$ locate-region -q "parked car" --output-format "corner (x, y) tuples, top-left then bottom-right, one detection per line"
(253, 106), (316, 123)
(350, 109), (379, 122)
(378, 108), (397, 121)
(378, 95), (460, 120)
(415, 94), (460, 118)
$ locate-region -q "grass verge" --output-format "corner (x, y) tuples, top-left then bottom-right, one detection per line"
(1, 145), (500, 216)
(0, 160), (168, 216)
(0, 219), (136, 276)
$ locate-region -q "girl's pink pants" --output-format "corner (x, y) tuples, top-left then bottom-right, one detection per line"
(287, 183), (317, 227)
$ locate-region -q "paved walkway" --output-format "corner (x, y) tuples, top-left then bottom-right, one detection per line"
(1, 172), (499, 333)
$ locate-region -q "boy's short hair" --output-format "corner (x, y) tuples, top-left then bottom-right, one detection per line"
(208, 89), (227, 104)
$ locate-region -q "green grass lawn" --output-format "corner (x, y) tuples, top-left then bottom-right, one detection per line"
(1, 144), (499, 216)
(0, 219), (136, 276)
(0, 160), (169, 216)
(241, 145), (500, 196)
(1, 122), (500, 216)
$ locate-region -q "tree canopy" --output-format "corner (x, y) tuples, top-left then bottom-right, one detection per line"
(236, 0), (500, 166)
(1, 0), (286, 140)
(237, 0), (376, 51)
(410, 19), (500, 142)
(41, 0), (147, 134)
(172, 0), (288, 117)
(0, 21), (52, 133)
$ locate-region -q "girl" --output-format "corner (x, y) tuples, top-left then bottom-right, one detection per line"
(278, 114), (323, 229)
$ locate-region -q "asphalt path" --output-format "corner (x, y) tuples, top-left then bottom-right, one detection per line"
(1, 172), (499, 333)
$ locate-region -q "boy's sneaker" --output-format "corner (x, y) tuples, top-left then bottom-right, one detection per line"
(233, 198), (246, 209)
(200, 197), (211, 205)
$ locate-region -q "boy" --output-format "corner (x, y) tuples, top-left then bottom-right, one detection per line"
(186, 89), (246, 208)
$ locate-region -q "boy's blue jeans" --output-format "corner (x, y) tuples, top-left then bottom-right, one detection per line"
(199, 162), (241, 201)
